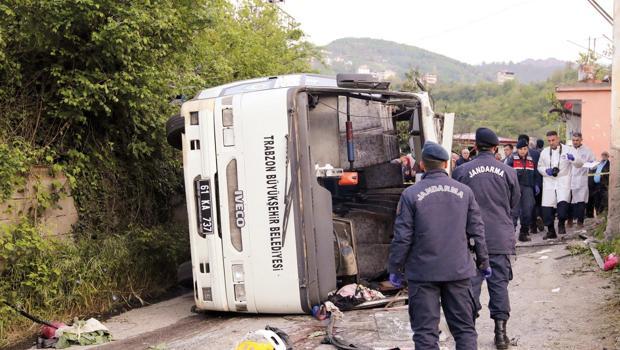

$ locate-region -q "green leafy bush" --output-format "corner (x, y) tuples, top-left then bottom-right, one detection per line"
(0, 0), (315, 345)
(0, 221), (189, 346)
(0, 142), (33, 202)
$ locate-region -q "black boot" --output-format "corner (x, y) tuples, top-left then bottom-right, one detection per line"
(543, 225), (557, 240)
(530, 223), (538, 234)
(558, 220), (566, 235)
(518, 226), (531, 242)
(494, 319), (509, 349)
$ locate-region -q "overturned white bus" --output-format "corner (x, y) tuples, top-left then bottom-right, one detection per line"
(166, 74), (454, 314)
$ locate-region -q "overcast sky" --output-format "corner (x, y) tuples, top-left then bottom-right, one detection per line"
(280, 0), (613, 65)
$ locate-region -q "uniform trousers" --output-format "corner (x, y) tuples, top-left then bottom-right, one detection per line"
(542, 201), (570, 227)
(569, 202), (586, 224)
(471, 254), (513, 321)
(408, 279), (477, 350)
(512, 186), (535, 228)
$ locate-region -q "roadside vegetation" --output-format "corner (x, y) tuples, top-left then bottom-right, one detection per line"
(432, 66), (579, 139)
(0, 0), (315, 345)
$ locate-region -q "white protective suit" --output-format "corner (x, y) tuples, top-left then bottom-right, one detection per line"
(537, 143), (582, 208)
(570, 144), (595, 203)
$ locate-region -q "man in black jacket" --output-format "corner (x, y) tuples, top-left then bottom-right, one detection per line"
(587, 151), (610, 216)
(453, 128), (521, 350)
(389, 141), (489, 350)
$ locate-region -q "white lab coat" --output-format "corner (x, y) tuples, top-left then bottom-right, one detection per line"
(570, 145), (594, 203)
(537, 144), (581, 208)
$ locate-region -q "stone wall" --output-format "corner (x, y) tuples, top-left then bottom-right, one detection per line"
(0, 166), (78, 237)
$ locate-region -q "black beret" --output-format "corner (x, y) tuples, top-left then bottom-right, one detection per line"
(475, 127), (499, 147)
(422, 141), (449, 161)
(516, 139), (528, 149)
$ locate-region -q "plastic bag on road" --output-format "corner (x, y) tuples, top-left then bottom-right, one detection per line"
(55, 318), (112, 349)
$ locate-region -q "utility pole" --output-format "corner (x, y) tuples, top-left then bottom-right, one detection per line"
(606, 0), (620, 239)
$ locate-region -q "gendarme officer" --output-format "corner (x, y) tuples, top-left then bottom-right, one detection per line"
(452, 128), (520, 350)
(389, 141), (490, 350)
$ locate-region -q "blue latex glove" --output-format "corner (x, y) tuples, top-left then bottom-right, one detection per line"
(480, 266), (492, 279)
(535, 185), (540, 195)
(545, 168), (554, 176)
(567, 153), (575, 161)
(389, 273), (404, 288)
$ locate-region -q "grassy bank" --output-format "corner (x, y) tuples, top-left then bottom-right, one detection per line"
(0, 221), (188, 346)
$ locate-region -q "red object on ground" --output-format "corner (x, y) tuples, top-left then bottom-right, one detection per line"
(40, 322), (66, 339)
(603, 254), (618, 271)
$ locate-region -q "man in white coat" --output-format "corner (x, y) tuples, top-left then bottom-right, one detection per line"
(537, 130), (582, 239)
(567, 132), (594, 229)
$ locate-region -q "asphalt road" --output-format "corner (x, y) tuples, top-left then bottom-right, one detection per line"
(48, 226), (620, 350)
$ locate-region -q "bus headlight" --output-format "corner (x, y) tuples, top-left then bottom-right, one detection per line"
(234, 284), (246, 302)
(232, 264), (245, 283)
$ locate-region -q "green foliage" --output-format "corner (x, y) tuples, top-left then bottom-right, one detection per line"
(321, 37), (484, 83)
(0, 0), (315, 233)
(0, 221), (189, 346)
(576, 50), (611, 81)
(595, 217), (620, 265)
(318, 38), (568, 84)
(0, 0), (315, 345)
(0, 142), (31, 202)
(597, 238), (620, 265)
(432, 66), (578, 139)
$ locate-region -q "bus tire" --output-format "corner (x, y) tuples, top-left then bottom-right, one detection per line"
(177, 260), (193, 288)
(166, 114), (184, 150)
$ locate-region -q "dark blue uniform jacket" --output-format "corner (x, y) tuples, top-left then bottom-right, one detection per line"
(388, 169), (489, 282)
(528, 148), (542, 188)
(452, 152), (521, 255)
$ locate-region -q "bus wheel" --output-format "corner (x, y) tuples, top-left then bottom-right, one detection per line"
(166, 114), (184, 150)
(177, 260), (193, 288)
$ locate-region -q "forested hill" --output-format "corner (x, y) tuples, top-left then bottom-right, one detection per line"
(318, 38), (569, 84)
(432, 67), (578, 139)
(475, 58), (569, 83)
(319, 38), (485, 83)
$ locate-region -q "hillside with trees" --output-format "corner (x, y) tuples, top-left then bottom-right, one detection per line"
(432, 66), (578, 139)
(320, 38), (485, 83)
(318, 37), (569, 84)
(474, 58), (569, 83)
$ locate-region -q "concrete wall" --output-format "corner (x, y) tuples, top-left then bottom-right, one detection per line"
(555, 89), (611, 158)
(0, 166), (78, 237)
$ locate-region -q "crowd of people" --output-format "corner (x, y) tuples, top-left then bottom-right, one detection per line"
(388, 127), (611, 350)
(453, 131), (610, 242)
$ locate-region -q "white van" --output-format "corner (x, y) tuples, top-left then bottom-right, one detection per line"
(166, 74), (454, 314)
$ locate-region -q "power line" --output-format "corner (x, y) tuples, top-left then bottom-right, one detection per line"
(586, 0), (613, 25)
(566, 39), (612, 58)
(415, 0), (537, 41)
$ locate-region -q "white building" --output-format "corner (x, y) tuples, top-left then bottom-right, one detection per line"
(497, 71), (515, 84)
(422, 73), (438, 85)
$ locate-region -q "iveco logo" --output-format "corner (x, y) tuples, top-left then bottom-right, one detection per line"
(234, 190), (246, 228)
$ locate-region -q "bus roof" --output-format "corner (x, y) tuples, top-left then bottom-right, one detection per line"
(195, 74), (337, 99)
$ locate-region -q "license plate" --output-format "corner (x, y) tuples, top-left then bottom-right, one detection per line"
(195, 179), (214, 237)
